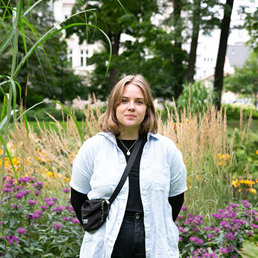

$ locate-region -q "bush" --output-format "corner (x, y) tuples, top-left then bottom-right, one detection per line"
(25, 107), (89, 122)
(1, 176), (83, 257)
(223, 104), (258, 120)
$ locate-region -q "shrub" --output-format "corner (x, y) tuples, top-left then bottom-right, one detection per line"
(223, 104), (258, 120)
(0, 176), (83, 257)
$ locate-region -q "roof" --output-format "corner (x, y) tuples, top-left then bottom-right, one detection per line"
(226, 45), (250, 68)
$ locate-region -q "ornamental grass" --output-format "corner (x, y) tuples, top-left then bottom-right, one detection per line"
(0, 103), (257, 256)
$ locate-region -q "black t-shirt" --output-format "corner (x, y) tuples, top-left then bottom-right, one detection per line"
(116, 137), (147, 213)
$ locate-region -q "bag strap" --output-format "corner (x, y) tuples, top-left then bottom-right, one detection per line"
(108, 138), (143, 204)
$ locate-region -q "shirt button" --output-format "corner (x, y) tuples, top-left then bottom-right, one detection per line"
(136, 214), (140, 220)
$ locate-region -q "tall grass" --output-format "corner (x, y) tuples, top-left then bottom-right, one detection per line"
(0, 0), (113, 223)
(2, 102), (253, 222)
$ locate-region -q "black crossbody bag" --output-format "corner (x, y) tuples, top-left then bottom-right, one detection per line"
(81, 138), (142, 232)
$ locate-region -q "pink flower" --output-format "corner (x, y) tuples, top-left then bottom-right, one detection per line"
(17, 228), (26, 234)
(53, 222), (63, 230)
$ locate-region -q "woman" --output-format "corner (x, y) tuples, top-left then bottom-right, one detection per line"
(70, 74), (187, 258)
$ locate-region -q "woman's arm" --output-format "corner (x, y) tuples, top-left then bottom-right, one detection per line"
(168, 192), (184, 222)
(71, 187), (89, 226)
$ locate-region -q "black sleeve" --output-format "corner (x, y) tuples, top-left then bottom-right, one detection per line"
(71, 187), (89, 226)
(168, 192), (184, 222)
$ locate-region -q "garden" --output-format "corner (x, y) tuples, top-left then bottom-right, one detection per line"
(1, 102), (257, 257)
(1, 0), (257, 257)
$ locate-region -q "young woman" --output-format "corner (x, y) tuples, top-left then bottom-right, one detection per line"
(70, 74), (187, 258)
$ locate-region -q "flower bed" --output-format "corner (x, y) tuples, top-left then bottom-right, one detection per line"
(0, 176), (83, 257)
(177, 203), (258, 257)
(1, 176), (257, 257)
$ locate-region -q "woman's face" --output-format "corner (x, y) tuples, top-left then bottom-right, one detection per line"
(116, 83), (147, 134)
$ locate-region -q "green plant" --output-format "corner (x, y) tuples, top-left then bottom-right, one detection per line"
(177, 81), (213, 114)
(0, 176), (83, 256)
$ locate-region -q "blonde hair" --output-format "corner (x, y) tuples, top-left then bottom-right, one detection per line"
(99, 74), (158, 136)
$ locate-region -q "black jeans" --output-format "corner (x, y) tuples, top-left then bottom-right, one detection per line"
(111, 212), (146, 258)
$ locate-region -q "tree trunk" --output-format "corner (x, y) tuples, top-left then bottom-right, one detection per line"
(214, 0), (234, 109)
(186, 0), (201, 83)
(172, 0), (184, 99)
(108, 32), (121, 89)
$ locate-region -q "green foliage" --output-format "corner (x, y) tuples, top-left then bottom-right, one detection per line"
(1, 176), (83, 257)
(177, 201), (258, 257)
(224, 51), (258, 101)
(0, 0), (85, 106)
(66, 0), (188, 100)
(177, 81), (213, 113)
(230, 128), (258, 178)
(239, 239), (258, 258)
(223, 104), (258, 120)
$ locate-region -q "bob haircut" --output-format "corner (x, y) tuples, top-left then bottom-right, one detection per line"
(99, 74), (158, 136)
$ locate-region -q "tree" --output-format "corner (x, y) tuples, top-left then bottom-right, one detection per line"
(0, 0), (85, 108)
(224, 51), (258, 106)
(244, 8), (258, 51)
(214, 0), (234, 109)
(186, 0), (221, 83)
(66, 0), (190, 100)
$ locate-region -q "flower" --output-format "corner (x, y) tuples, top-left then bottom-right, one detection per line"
(72, 218), (80, 224)
(17, 228), (26, 234)
(53, 222), (63, 230)
(28, 199), (37, 206)
(63, 188), (70, 193)
(225, 232), (234, 240)
(249, 188), (257, 194)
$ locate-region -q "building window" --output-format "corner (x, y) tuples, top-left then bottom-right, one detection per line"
(80, 49), (89, 67)
(68, 49), (73, 65)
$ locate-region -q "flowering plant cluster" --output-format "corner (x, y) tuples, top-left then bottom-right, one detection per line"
(177, 202), (258, 257)
(0, 176), (83, 257)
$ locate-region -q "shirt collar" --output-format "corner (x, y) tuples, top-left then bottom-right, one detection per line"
(98, 131), (159, 144)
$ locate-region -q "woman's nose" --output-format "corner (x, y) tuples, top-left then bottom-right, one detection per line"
(128, 101), (135, 110)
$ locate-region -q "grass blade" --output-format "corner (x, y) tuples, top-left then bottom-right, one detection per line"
(0, 136), (17, 179)
(51, 100), (84, 144)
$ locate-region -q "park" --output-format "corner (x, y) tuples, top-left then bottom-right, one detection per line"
(0, 0), (257, 257)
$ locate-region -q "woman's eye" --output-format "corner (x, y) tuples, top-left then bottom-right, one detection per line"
(121, 99), (128, 103)
(136, 100), (144, 105)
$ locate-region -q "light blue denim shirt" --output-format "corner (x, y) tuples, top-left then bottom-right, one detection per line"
(70, 132), (187, 258)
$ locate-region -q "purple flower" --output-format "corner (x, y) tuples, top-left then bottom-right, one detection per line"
(11, 204), (21, 209)
(53, 205), (65, 213)
(181, 206), (187, 211)
(220, 247), (228, 254)
(220, 220), (228, 226)
(63, 188), (70, 193)
(225, 232), (234, 240)
(40, 205), (49, 210)
(207, 234), (214, 239)
(189, 236), (203, 245)
(203, 226), (210, 231)
(28, 200), (37, 206)
(34, 190), (41, 195)
(251, 223), (258, 229)
(67, 206), (74, 212)
(62, 217), (71, 222)
(5, 235), (18, 245)
(17, 228), (26, 234)
(72, 218), (80, 224)
(14, 192), (24, 199)
(177, 215), (184, 220)
(53, 222), (63, 230)
(179, 236), (182, 241)
(32, 213), (41, 219)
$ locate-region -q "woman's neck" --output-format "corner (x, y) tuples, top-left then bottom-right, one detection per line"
(117, 128), (139, 140)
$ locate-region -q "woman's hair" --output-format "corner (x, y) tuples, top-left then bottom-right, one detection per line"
(99, 74), (158, 136)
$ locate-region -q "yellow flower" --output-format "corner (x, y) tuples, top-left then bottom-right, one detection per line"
(46, 171), (58, 178)
(256, 150), (258, 155)
(0, 149), (3, 155)
(249, 188), (257, 194)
